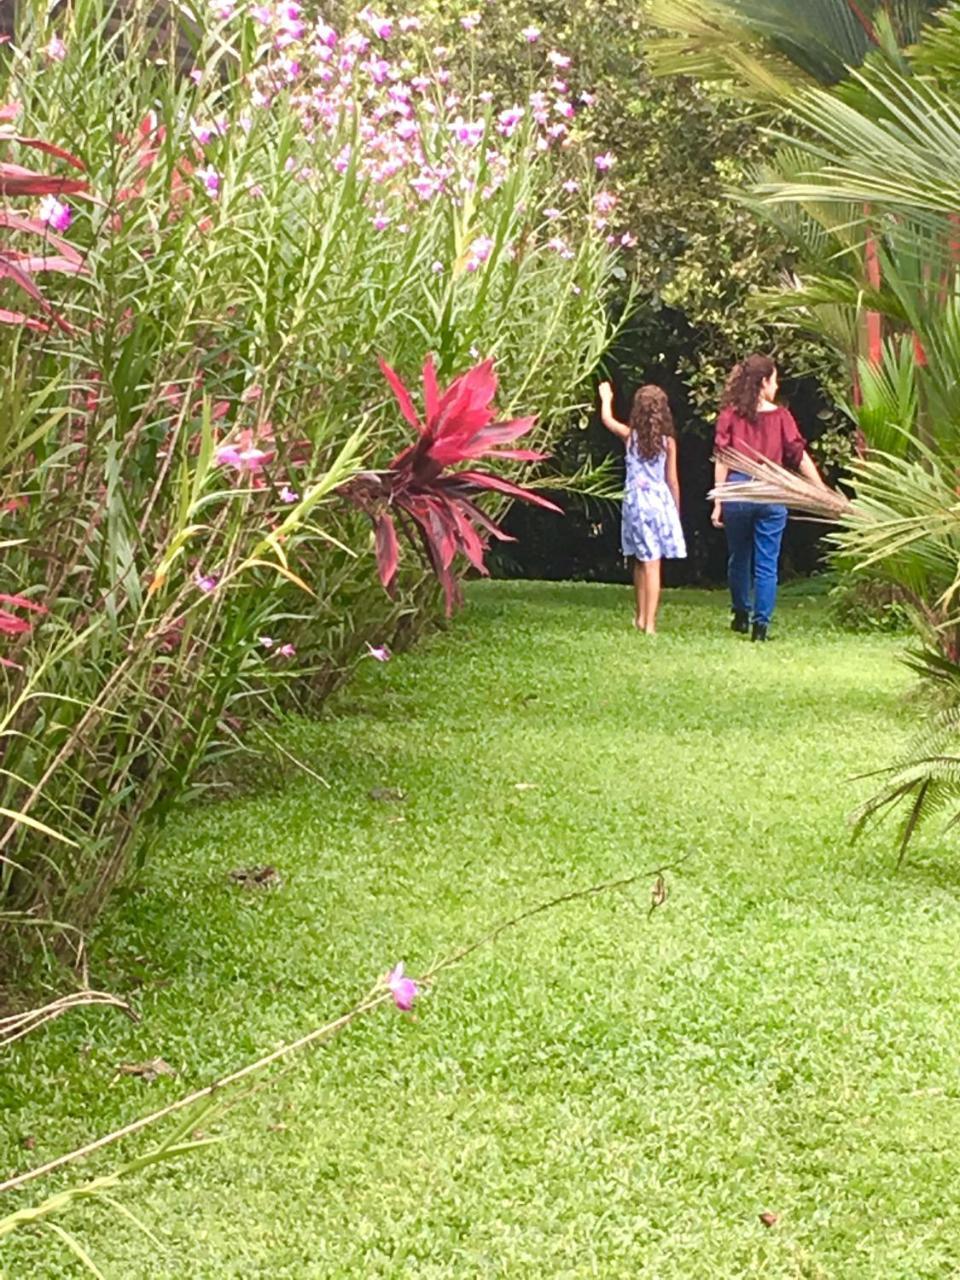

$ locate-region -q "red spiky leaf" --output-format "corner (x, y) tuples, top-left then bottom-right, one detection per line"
(378, 357), (423, 432)
(444, 470), (562, 512)
(423, 354), (440, 425)
(0, 307), (49, 331)
(374, 513), (399, 594)
(0, 211), (83, 262)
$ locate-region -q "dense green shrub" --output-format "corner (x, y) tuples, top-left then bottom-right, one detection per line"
(0, 0), (620, 953)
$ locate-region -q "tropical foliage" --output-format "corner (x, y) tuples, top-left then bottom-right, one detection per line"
(685, 0), (960, 851)
(0, 0), (620, 958)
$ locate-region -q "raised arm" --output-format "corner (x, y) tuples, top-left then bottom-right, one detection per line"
(598, 381), (630, 442)
(666, 436), (681, 512)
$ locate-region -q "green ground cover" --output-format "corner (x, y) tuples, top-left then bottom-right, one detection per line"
(5, 582), (960, 1279)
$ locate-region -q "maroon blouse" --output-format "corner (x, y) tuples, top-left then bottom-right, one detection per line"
(714, 405), (807, 470)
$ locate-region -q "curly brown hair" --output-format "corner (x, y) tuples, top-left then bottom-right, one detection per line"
(628, 385), (675, 460)
(721, 354), (776, 423)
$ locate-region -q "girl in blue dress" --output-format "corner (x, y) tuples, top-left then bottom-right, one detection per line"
(599, 381), (687, 634)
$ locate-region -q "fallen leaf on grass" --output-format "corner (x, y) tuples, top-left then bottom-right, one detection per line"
(115, 1058), (176, 1083)
(650, 875), (668, 912)
(759, 1212), (780, 1228)
(229, 865), (282, 889)
(368, 787), (405, 804)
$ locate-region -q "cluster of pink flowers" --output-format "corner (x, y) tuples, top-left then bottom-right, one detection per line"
(184, 2), (631, 258)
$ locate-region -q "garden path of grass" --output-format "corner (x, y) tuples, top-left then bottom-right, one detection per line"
(5, 581), (960, 1278)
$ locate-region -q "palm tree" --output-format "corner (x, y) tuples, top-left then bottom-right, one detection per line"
(648, 0), (947, 96)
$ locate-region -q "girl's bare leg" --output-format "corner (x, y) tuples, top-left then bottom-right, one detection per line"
(632, 559), (645, 629)
(642, 559), (662, 634)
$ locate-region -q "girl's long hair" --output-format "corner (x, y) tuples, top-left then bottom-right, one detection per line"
(721, 354), (776, 423)
(629, 385), (674, 460)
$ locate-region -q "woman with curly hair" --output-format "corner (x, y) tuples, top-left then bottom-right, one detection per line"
(712, 354), (825, 641)
(599, 381), (686, 634)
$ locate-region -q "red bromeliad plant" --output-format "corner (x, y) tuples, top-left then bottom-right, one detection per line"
(0, 103), (88, 333)
(345, 357), (561, 614)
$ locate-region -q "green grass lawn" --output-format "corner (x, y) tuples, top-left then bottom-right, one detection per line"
(5, 581), (960, 1278)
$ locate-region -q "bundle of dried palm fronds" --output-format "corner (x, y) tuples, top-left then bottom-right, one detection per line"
(709, 448), (852, 522)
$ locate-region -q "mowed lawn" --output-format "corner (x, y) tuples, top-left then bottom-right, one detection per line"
(5, 581), (960, 1278)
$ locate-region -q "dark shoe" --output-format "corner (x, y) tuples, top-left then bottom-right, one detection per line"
(731, 610), (750, 635)
(752, 622), (770, 643)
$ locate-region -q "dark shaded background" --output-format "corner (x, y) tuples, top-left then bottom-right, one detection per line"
(497, 306), (835, 587)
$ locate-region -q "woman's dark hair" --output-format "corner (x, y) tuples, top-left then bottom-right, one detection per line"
(721, 354), (776, 423)
(628, 385), (674, 460)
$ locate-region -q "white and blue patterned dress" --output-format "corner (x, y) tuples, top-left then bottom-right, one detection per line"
(621, 439), (687, 562)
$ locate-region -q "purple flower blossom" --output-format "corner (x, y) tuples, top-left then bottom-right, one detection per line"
(595, 151), (615, 171)
(543, 207), (561, 220)
(365, 642), (392, 662)
(387, 963), (418, 1011)
(372, 213), (391, 230)
(399, 15), (421, 32)
(38, 195), (71, 232)
(343, 31), (370, 54)
(460, 13), (480, 30)
(620, 231), (638, 248)
(497, 106), (523, 137)
(546, 236), (574, 260)
(594, 190), (617, 214)
(521, 25), (541, 42)
(45, 34), (66, 61)
(259, 636), (275, 648)
(191, 120), (214, 145)
(360, 8), (392, 39)
(430, 260), (444, 274)
(562, 179), (579, 194)
(279, 485), (299, 503)
(277, 643), (296, 658)
(547, 50), (571, 69)
(197, 164), (221, 194)
(213, 0), (235, 18)
(195, 572), (218, 593)
(216, 445), (269, 472)
(315, 20), (337, 46)
(470, 234), (495, 264)
(452, 117), (484, 147)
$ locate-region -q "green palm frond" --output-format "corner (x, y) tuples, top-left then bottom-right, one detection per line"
(648, 0), (947, 93)
(853, 337), (920, 455)
(853, 704), (960, 860)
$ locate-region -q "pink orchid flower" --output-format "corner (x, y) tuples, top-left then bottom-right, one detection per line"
(195, 572), (218, 593)
(277, 642), (296, 658)
(45, 34), (66, 61)
(387, 963), (418, 1011)
(259, 635), (275, 648)
(365, 642), (392, 662)
(196, 164), (220, 194)
(39, 194), (71, 232)
(548, 50), (571, 68)
(521, 25), (540, 42)
(216, 444), (270, 472)
(279, 485), (299, 503)
(595, 151), (615, 171)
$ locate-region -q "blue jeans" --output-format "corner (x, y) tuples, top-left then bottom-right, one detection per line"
(723, 476), (788, 626)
